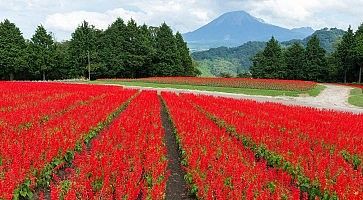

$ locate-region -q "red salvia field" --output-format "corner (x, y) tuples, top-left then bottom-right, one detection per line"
(343, 84), (363, 89)
(0, 81), (362, 200)
(110, 77), (317, 91)
(50, 91), (168, 199)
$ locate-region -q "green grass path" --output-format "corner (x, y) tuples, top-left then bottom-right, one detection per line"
(349, 88), (363, 107)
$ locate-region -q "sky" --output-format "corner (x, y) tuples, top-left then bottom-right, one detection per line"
(0, 0), (362, 41)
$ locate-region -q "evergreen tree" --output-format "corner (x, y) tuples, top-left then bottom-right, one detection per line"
(68, 21), (101, 78)
(336, 26), (355, 83)
(99, 18), (127, 78)
(284, 43), (305, 80)
(175, 32), (195, 76)
(138, 24), (155, 77)
(28, 25), (55, 80)
(50, 41), (70, 80)
(153, 23), (182, 76)
(304, 35), (328, 82)
(250, 37), (285, 79)
(326, 52), (341, 82)
(124, 19), (152, 78)
(250, 52), (265, 78)
(353, 24), (363, 83)
(0, 19), (26, 80)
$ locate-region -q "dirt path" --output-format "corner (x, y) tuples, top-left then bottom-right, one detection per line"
(160, 97), (194, 200)
(108, 84), (363, 114)
(291, 84), (358, 112)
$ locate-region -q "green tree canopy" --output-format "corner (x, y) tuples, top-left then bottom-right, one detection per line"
(250, 37), (285, 79)
(138, 24), (155, 78)
(0, 19), (26, 80)
(0, 19), (202, 80)
(68, 21), (101, 78)
(175, 32), (196, 76)
(124, 19), (153, 78)
(304, 35), (328, 82)
(153, 23), (182, 76)
(284, 43), (305, 80)
(353, 24), (363, 83)
(336, 26), (355, 83)
(99, 18), (127, 78)
(28, 25), (55, 80)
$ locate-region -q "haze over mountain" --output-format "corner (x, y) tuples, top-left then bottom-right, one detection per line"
(183, 11), (314, 51)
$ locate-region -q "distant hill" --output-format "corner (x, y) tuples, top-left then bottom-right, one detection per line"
(193, 41), (266, 76)
(193, 28), (346, 77)
(282, 28), (346, 53)
(183, 11), (314, 51)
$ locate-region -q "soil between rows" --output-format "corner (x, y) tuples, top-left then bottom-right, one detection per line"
(160, 97), (195, 200)
(33, 94), (193, 200)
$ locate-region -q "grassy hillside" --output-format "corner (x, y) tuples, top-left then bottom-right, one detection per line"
(282, 28), (346, 53)
(193, 28), (345, 77)
(193, 41), (266, 76)
(197, 59), (240, 77)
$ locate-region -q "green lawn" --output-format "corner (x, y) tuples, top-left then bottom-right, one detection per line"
(91, 80), (325, 97)
(349, 88), (363, 107)
(307, 84), (326, 97)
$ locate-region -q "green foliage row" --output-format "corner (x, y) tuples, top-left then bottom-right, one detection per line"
(0, 19), (199, 80)
(251, 24), (363, 83)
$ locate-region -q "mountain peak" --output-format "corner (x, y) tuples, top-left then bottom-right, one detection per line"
(215, 10), (262, 25)
(183, 10), (314, 50)
(221, 10), (252, 17)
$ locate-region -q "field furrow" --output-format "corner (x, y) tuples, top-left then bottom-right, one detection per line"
(49, 91), (168, 199)
(185, 93), (363, 199)
(0, 83), (136, 199)
(162, 92), (301, 199)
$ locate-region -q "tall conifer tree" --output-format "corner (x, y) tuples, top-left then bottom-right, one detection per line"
(29, 25), (55, 80)
(304, 35), (328, 82)
(0, 19), (26, 80)
(353, 24), (363, 83)
(153, 23), (182, 76)
(336, 26), (355, 83)
(284, 43), (305, 80)
(68, 21), (101, 78)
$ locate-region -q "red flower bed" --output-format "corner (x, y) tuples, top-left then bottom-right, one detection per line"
(50, 91), (168, 199)
(343, 84), (363, 89)
(185, 93), (363, 199)
(1, 82), (361, 199)
(162, 92), (301, 199)
(113, 77), (317, 91)
(0, 82), (136, 199)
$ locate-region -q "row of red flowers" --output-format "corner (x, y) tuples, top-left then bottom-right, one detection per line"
(0, 82), (136, 199)
(342, 83), (363, 89)
(49, 91), (168, 199)
(162, 92), (301, 199)
(1, 82), (361, 199)
(107, 77), (317, 91)
(185, 93), (363, 199)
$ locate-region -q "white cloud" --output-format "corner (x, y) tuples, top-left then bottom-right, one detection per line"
(0, 0), (362, 40)
(45, 10), (123, 32)
(244, 0), (362, 30)
(44, 0), (216, 35)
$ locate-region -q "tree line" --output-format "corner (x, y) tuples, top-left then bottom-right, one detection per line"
(251, 24), (363, 83)
(0, 18), (199, 80)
